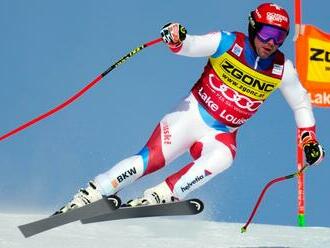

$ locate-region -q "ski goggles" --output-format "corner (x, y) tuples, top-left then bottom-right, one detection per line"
(256, 25), (287, 45)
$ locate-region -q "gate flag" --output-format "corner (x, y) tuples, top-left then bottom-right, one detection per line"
(296, 24), (330, 107)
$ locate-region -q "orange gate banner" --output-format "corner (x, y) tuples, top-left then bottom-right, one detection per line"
(296, 25), (330, 107)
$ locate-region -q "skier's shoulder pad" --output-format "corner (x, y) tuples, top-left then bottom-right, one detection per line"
(212, 30), (236, 58)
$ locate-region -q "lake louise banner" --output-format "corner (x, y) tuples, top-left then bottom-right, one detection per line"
(296, 24), (330, 107)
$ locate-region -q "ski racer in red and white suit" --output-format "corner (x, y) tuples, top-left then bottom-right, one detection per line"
(57, 3), (324, 213)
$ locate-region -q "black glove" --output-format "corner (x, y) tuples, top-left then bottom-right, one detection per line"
(301, 131), (325, 166)
(160, 23), (187, 47)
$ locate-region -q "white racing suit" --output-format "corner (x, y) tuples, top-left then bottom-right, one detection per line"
(94, 31), (316, 200)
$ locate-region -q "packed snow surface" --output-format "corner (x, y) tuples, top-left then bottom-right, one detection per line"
(1, 212), (329, 248)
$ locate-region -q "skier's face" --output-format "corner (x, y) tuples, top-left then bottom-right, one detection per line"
(254, 36), (279, 59)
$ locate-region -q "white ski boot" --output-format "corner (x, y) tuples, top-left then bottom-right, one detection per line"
(55, 181), (103, 215)
(125, 182), (178, 207)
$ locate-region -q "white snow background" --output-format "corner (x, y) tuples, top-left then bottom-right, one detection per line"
(1, 212), (329, 248)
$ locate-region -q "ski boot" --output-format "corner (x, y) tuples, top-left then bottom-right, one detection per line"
(54, 181), (103, 215)
(125, 182), (179, 207)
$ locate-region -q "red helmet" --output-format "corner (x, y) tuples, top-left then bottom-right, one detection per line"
(249, 3), (290, 32)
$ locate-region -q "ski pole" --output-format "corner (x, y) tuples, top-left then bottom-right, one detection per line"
(0, 37), (163, 142)
(241, 164), (309, 233)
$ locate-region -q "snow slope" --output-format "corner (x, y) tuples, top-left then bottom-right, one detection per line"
(1, 213), (329, 248)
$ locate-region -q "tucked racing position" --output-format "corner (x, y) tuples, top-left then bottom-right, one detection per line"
(56, 3), (324, 214)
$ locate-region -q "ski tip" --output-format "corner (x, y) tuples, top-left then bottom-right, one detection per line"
(18, 225), (33, 238)
(189, 199), (204, 214)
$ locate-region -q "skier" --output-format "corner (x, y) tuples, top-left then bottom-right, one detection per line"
(56, 3), (324, 213)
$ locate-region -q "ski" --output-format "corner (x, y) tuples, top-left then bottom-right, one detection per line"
(81, 198), (204, 224)
(18, 195), (121, 238)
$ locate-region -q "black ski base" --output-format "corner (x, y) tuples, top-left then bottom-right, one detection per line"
(18, 197), (203, 238)
(81, 198), (204, 224)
